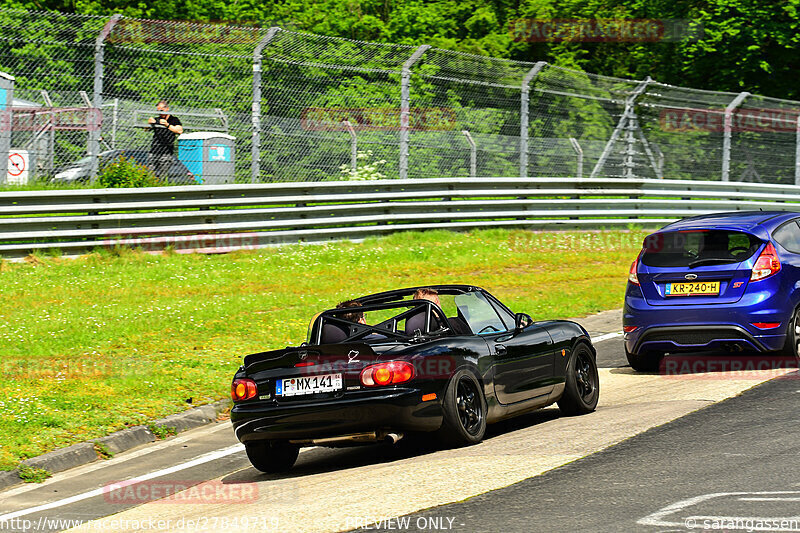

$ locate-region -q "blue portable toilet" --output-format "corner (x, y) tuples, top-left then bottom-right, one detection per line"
(177, 132), (236, 184)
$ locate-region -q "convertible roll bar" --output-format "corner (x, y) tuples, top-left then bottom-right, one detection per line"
(310, 299), (450, 345)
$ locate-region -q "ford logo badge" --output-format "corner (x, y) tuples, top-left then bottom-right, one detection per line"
(685, 274), (698, 280)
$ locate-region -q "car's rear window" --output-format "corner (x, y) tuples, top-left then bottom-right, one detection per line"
(641, 230), (762, 267)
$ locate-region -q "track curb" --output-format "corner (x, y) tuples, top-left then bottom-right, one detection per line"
(0, 399), (231, 493)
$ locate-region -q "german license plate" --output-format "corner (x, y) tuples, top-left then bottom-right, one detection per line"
(665, 281), (721, 296)
(276, 373), (342, 397)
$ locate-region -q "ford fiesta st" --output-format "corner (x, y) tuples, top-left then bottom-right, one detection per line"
(624, 211), (800, 371)
(230, 285), (599, 472)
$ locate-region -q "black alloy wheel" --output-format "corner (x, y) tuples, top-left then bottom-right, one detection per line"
(456, 376), (484, 436)
(558, 343), (600, 416)
(437, 368), (487, 446)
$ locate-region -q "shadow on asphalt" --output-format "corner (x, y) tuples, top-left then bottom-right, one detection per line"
(221, 408), (564, 483)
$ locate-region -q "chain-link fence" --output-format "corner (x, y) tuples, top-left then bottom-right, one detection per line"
(1, 8), (799, 186)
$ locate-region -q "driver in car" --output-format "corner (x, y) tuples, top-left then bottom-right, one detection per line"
(413, 288), (472, 335)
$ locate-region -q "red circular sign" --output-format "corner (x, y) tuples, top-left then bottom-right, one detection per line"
(8, 153), (25, 176)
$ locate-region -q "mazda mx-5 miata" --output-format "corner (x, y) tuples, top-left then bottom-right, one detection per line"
(230, 285), (599, 473)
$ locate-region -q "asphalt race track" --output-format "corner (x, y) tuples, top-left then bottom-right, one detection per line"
(0, 311), (795, 533)
(372, 363), (800, 533)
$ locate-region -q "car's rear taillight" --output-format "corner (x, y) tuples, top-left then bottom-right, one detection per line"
(628, 250), (643, 286)
(360, 361), (415, 387)
(751, 242), (781, 281)
(231, 378), (257, 401)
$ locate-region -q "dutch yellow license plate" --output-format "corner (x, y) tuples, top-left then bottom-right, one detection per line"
(665, 281), (721, 297)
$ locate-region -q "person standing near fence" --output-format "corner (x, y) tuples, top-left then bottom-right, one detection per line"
(147, 100), (183, 179)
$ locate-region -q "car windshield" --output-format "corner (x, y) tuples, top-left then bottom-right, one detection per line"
(641, 230), (762, 268)
(454, 292), (508, 334)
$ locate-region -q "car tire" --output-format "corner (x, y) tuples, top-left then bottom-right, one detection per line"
(245, 441), (299, 473)
(625, 347), (662, 372)
(558, 343), (600, 416)
(436, 369), (487, 447)
(778, 308), (800, 366)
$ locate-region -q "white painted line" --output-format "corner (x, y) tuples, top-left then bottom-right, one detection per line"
(592, 331), (623, 343)
(2, 422), (234, 499)
(0, 444), (245, 522)
(739, 497), (800, 502)
(637, 491), (800, 527)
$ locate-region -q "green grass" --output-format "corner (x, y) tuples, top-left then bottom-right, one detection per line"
(0, 228), (649, 470)
(17, 464), (52, 483)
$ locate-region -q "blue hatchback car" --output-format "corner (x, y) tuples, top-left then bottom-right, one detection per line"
(623, 211), (800, 371)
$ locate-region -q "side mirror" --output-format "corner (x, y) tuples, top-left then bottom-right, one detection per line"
(515, 313), (533, 332)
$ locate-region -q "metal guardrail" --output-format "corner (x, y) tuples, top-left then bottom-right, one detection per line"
(2, 177), (800, 259)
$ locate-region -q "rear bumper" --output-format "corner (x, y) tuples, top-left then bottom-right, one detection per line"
(628, 324), (783, 355)
(230, 387), (443, 444)
(624, 283), (790, 355)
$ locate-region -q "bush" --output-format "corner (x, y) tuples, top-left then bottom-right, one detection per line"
(97, 156), (163, 188)
(339, 150), (388, 180)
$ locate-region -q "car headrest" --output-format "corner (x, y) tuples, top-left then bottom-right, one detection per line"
(405, 311), (427, 337)
(321, 323), (348, 344)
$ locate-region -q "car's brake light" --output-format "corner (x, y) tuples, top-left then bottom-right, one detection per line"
(360, 361), (415, 387)
(231, 378), (258, 401)
(751, 242), (781, 281)
(623, 325), (638, 333)
(628, 250), (643, 286)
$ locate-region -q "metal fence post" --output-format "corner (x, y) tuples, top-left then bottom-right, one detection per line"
(399, 45), (430, 180)
(462, 130), (476, 177)
(251, 27), (280, 184)
(343, 120), (357, 173)
(721, 91), (749, 182)
(41, 90), (55, 176)
(0, 72), (13, 185)
(569, 137), (583, 179)
(590, 76), (652, 179)
(520, 61), (547, 178)
(111, 97), (119, 148)
(653, 143), (664, 179)
(90, 14), (121, 182)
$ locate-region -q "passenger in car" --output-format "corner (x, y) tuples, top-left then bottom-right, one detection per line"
(336, 299), (386, 341)
(336, 299), (367, 324)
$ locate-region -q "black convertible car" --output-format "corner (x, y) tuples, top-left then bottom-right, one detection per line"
(230, 285), (599, 472)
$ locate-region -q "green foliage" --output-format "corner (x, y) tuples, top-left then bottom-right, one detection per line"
(96, 156), (162, 188)
(339, 150), (388, 180)
(0, 228), (647, 470)
(1, 0), (798, 98)
(94, 441), (113, 459)
(18, 464), (52, 483)
(147, 424), (178, 440)
(1, 2), (796, 182)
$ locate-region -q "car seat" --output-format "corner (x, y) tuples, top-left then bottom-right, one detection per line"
(321, 323), (349, 344)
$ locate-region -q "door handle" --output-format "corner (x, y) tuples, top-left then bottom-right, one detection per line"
(495, 344), (507, 356)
